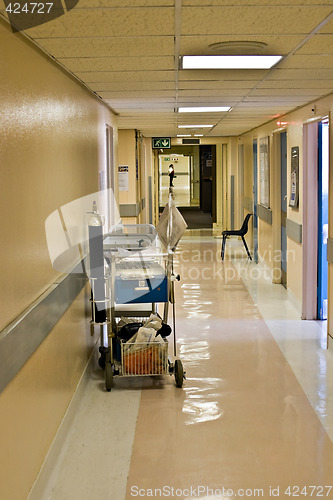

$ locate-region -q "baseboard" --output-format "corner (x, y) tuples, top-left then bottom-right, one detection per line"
(257, 255), (302, 316)
(27, 340), (99, 500)
(287, 288), (302, 317)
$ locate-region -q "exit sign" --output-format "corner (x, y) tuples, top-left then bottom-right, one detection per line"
(152, 137), (171, 149)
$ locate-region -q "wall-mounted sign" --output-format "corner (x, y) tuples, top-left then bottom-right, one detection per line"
(152, 137), (171, 149)
(289, 146), (299, 208)
(118, 165), (129, 191)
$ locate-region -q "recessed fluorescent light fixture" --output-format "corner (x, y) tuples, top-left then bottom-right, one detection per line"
(178, 124), (213, 128)
(178, 106), (231, 113)
(194, 134), (203, 137)
(181, 55), (282, 69)
(177, 134), (191, 137)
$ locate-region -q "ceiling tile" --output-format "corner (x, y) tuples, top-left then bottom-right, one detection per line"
(32, 36), (174, 58)
(257, 79), (333, 89)
(181, 6), (332, 36)
(268, 68), (333, 79)
(77, 71), (174, 83)
(180, 81), (254, 90)
(249, 88), (325, 97)
(100, 91), (175, 99)
(180, 35), (304, 56)
(24, 7), (175, 37)
(296, 34), (333, 55)
(78, 0), (175, 6)
(178, 89), (248, 97)
(57, 56), (174, 72)
(92, 82), (175, 91)
(316, 17), (333, 34)
(110, 102), (175, 110)
(278, 54), (333, 69)
(243, 97), (313, 105)
(183, 0), (331, 5)
(2, 0), (332, 137)
(235, 103), (293, 111)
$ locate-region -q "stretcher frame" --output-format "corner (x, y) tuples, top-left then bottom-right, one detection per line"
(89, 219), (185, 392)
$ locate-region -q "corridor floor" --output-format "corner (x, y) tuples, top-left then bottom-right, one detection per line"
(33, 231), (333, 500)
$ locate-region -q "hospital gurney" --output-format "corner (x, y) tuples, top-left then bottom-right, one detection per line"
(88, 218), (185, 391)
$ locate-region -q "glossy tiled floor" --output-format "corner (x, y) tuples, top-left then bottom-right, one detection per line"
(36, 231), (333, 500)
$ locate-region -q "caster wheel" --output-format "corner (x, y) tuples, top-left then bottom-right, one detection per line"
(105, 362), (113, 392)
(99, 346), (108, 370)
(174, 359), (184, 388)
(98, 356), (106, 370)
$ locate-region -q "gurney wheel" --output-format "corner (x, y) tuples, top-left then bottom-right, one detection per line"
(105, 362), (113, 392)
(98, 346), (108, 370)
(174, 359), (184, 388)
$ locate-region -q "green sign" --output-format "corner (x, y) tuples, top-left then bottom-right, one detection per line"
(152, 137), (171, 149)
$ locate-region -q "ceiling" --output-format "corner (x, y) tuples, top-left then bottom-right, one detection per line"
(1, 0), (333, 137)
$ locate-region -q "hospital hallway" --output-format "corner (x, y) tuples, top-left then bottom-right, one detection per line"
(29, 231), (333, 500)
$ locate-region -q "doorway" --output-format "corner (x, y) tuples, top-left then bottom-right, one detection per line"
(317, 119), (329, 319)
(105, 125), (116, 228)
(200, 145), (214, 214)
(159, 154), (192, 207)
(280, 131), (288, 288)
(253, 139), (258, 263)
(158, 145), (215, 229)
(302, 118), (329, 320)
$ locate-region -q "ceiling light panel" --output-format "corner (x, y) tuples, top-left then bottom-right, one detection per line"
(181, 55), (282, 69)
(178, 106), (231, 112)
(178, 124), (213, 128)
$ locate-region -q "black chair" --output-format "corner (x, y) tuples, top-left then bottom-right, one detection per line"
(221, 213), (252, 260)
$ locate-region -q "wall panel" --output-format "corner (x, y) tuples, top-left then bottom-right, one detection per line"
(0, 18), (117, 499)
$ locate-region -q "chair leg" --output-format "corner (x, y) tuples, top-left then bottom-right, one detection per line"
(221, 236), (226, 260)
(242, 236), (252, 260)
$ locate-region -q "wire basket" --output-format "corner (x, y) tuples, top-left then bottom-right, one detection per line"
(121, 340), (168, 376)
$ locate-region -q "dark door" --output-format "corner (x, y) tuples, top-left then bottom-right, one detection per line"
(200, 145), (216, 214)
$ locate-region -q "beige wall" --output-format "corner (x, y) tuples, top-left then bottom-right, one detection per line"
(142, 137), (154, 224)
(118, 129), (145, 224)
(0, 19), (117, 500)
(118, 129), (137, 208)
(238, 93), (333, 311)
(117, 133), (161, 225)
(0, 286), (93, 500)
(0, 19), (117, 330)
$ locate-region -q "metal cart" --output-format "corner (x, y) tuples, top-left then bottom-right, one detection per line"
(88, 219), (185, 392)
